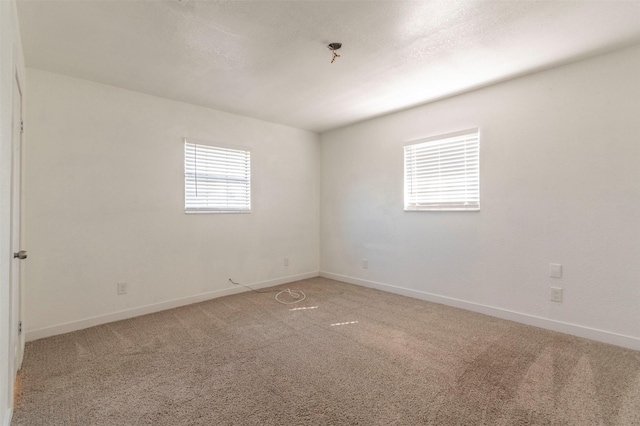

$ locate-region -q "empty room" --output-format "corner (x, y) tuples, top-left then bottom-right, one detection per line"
(1, 0), (640, 424)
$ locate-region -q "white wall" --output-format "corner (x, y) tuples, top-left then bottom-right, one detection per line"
(24, 69), (320, 339)
(0, 0), (25, 423)
(320, 45), (640, 350)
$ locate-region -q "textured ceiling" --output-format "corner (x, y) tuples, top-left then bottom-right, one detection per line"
(17, 0), (640, 133)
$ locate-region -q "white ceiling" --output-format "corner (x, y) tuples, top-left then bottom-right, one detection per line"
(17, 0), (640, 133)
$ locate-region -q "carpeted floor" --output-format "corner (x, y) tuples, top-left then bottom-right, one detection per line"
(12, 277), (640, 425)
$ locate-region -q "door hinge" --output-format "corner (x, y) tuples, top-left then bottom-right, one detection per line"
(20, 120), (24, 134)
(18, 321), (22, 335)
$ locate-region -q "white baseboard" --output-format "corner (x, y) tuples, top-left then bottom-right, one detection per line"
(4, 406), (12, 426)
(26, 271), (319, 342)
(320, 271), (640, 351)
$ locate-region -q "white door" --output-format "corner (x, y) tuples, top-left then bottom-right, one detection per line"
(9, 71), (24, 380)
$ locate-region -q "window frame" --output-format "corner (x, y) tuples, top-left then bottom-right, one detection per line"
(403, 128), (480, 212)
(184, 138), (252, 214)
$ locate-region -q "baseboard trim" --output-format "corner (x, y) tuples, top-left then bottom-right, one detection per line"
(320, 271), (640, 351)
(26, 271), (320, 342)
(4, 406), (12, 426)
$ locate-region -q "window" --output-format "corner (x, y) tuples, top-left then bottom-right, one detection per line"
(404, 129), (479, 211)
(184, 139), (251, 213)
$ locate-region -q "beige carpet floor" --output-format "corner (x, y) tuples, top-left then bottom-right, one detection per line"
(12, 277), (640, 425)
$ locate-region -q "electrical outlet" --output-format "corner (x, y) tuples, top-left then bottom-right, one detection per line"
(284, 257), (289, 267)
(550, 287), (563, 303)
(362, 259), (368, 269)
(117, 282), (128, 295)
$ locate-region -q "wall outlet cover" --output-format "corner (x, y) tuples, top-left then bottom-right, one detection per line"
(549, 263), (562, 278)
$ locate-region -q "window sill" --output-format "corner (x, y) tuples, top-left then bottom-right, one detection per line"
(185, 210), (251, 214)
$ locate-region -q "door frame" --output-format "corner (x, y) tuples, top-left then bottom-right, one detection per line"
(6, 50), (25, 417)
(10, 69), (24, 374)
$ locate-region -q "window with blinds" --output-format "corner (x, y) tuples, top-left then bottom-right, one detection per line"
(184, 139), (251, 213)
(404, 129), (479, 211)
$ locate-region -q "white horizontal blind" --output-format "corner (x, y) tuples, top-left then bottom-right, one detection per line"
(404, 129), (479, 211)
(185, 140), (251, 213)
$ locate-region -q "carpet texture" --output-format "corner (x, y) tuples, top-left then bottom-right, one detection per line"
(12, 277), (640, 425)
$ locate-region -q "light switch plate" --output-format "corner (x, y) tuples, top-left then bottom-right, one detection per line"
(549, 263), (562, 278)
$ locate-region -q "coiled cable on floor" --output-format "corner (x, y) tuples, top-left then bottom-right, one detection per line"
(229, 279), (306, 305)
(274, 288), (306, 305)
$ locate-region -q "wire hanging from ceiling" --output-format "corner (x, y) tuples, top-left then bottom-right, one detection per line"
(328, 43), (342, 64)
